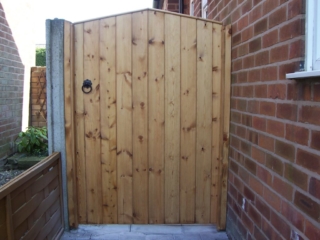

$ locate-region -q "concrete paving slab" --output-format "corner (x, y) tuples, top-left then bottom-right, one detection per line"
(118, 234), (145, 240)
(182, 225), (217, 233)
(60, 224), (229, 240)
(131, 224), (183, 234)
(90, 235), (119, 240)
(145, 235), (175, 240)
(77, 224), (131, 235)
(172, 234), (202, 240)
(200, 232), (229, 240)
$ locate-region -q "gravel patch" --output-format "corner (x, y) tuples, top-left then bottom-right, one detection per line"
(0, 169), (25, 187)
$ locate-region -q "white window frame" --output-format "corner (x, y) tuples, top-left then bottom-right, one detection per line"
(190, 1), (194, 16)
(287, 0), (320, 78)
(306, 0), (320, 71)
(202, 0), (208, 19)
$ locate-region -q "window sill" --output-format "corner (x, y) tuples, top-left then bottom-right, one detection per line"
(286, 70), (320, 79)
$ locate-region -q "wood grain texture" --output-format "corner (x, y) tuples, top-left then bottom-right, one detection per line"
(73, 23), (87, 224)
(116, 14), (133, 224)
(148, 10), (165, 224)
(6, 195), (13, 240)
(83, 20), (102, 223)
(0, 153), (63, 239)
(164, 14), (180, 224)
(210, 23), (222, 224)
(67, 10), (228, 226)
(99, 17), (118, 224)
(0, 198), (7, 240)
(64, 21), (78, 228)
(195, 20), (213, 223)
(218, 25), (231, 230)
(180, 17), (197, 224)
(132, 11), (149, 224)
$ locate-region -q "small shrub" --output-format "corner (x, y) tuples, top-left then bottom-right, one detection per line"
(15, 127), (48, 156)
(36, 48), (46, 66)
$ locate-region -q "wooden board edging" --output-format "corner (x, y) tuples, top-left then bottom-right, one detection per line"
(0, 152), (61, 200)
(64, 20), (79, 228)
(72, 8), (222, 25)
(217, 24), (231, 230)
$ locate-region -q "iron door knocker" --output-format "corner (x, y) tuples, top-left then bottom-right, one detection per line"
(82, 79), (92, 94)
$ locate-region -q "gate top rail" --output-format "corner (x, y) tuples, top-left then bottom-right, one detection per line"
(0, 152), (61, 200)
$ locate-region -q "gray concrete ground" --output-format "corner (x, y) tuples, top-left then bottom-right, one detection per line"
(60, 224), (229, 240)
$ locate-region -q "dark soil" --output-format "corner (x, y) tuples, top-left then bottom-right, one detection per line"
(0, 169), (25, 187)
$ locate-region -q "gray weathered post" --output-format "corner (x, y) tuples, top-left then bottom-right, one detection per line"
(46, 19), (69, 230)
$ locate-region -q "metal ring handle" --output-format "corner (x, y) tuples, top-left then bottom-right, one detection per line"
(82, 85), (92, 94)
(82, 79), (92, 94)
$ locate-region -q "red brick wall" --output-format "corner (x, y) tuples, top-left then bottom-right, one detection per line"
(163, 0), (191, 14)
(209, 0), (320, 240)
(191, 0), (320, 239)
(163, 0), (180, 13)
(194, 0), (202, 16)
(0, 3), (24, 160)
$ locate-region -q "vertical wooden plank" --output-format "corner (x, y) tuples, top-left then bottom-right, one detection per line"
(195, 19), (213, 224)
(116, 14), (133, 224)
(148, 10), (165, 224)
(83, 20), (102, 224)
(6, 195), (14, 240)
(132, 11), (148, 224)
(164, 14), (180, 224)
(0, 197), (8, 239)
(210, 23), (222, 224)
(180, 17), (197, 224)
(57, 156), (65, 231)
(218, 24), (231, 230)
(74, 23), (86, 223)
(64, 20), (78, 228)
(100, 17), (118, 224)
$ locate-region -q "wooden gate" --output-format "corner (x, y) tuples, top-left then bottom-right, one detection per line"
(63, 9), (231, 228)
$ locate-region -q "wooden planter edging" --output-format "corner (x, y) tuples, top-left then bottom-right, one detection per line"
(0, 152), (64, 240)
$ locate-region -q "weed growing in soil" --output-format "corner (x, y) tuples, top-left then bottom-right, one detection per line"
(15, 127), (48, 156)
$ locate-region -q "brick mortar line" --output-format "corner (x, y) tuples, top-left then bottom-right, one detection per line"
(229, 128), (309, 172)
(228, 173), (308, 240)
(0, 51), (23, 57)
(0, 58), (24, 64)
(230, 119), (320, 157)
(231, 80), (296, 86)
(225, 191), (252, 237)
(233, 197), (257, 237)
(229, 143), (304, 190)
(208, 2), (238, 22)
(230, 162), (320, 237)
(232, 42), (304, 64)
(231, 14), (305, 47)
(231, 59), (302, 74)
(234, 15), (305, 45)
(0, 38), (17, 45)
(229, 134), (320, 186)
(0, 42), (19, 48)
(230, 108), (320, 130)
(233, 33), (303, 51)
(225, 198), (247, 238)
(231, 58), (302, 72)
(229, 175), (309, 240)
(231, 97), (320, 106)
(229, 155), (320, 233)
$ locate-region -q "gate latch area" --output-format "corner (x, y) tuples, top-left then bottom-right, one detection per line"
(82, 79), (92, 94)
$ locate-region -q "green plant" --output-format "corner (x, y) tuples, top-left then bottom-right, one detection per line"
(15, 127), (48, 156)
(36, 48), (46, 66)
